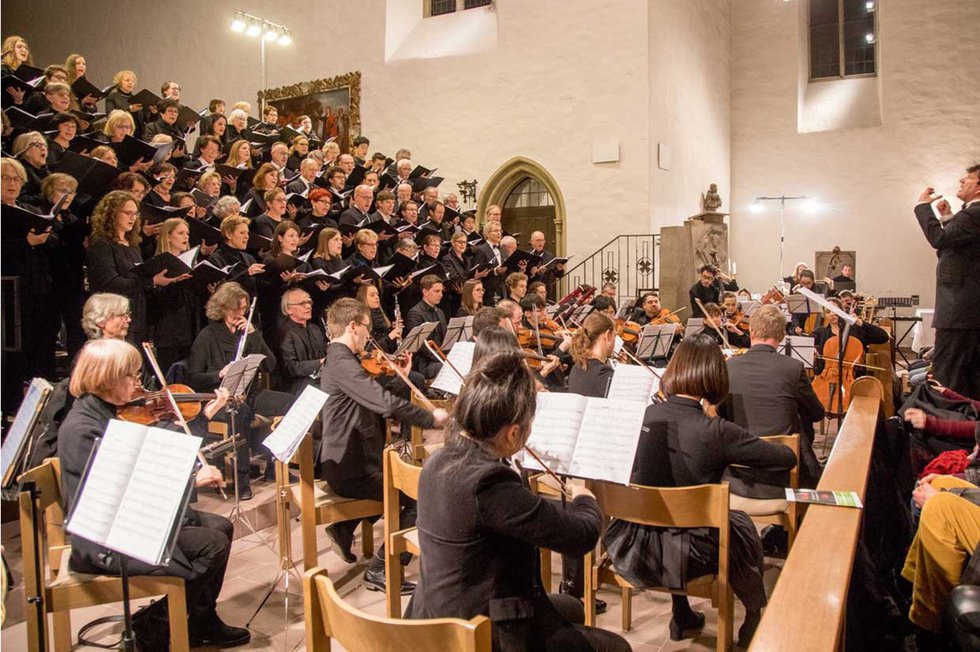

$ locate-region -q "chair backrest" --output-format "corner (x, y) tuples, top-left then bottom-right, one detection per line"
(592, 481), (730, 530)
(305, 568), (491, 652)
(760, 433), (800, 490)
(384, 448), (422, 501)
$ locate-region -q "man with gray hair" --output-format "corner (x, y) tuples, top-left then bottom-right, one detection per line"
(339, 184), (374, 227)
(278, 288), (327, 395)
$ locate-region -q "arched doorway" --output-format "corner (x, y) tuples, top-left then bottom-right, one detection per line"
(478, 157), (566, 256)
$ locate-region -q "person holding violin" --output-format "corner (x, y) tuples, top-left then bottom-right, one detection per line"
(407, 349), (630, 652)
(590, 295), (617, 318)
(187, 282), (294, 499)
(721, 291), (750, 333)
(689, 264), (738, 318)
(632, 292), (683, 333)
(355, 283), (425, 399)
(58, 338), (250, 650)
(318, 298), (450, 591)
(700, 303), (751, 349)
(277, 288), (327, 396)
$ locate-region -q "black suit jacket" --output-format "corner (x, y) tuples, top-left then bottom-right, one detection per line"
(914, 202), (980, 328)
(722, 344), (825, 436)
(408, 438), (602, 627)
(339, 207), (371, 227)
(278, 319), (327, 395)
(689, 278), (738, 317)
(473, 241), (505, 304)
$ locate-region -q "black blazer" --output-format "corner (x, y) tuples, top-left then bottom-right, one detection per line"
(689, 278), (738, 318)
(278, 319), (327, 395)
(635, 395), (797, 499)
(318, 342), (433, 479)
(722, 344), (825, 436)
(85, 236), (151, 345)
(914, 202), (980, 327)
(408, 437), (602, 627)
(567, 358), (613, 398)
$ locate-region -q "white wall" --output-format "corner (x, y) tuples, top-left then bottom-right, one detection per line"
(2, 0), (735, 270)
(730, 0), (980, 306)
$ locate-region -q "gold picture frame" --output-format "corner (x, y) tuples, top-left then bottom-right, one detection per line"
(258, 70), (361, 152)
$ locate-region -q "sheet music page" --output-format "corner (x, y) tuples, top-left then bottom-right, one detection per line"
(177, 245), (199, 268)
(568, 398), (646, 484)
(525, 393), (588, 474)
(607, 364), (659, 404)
(1, 378), (52, 484)
(106, 426), (200, 565)
(66, 420), (148, 547)
(431, 341), (475, 396)
(263, 385), (329, 462)
(219, 354), (266, 394)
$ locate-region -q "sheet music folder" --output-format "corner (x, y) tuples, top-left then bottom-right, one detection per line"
(65, 420), (200, 566)
(522, 393), (646, 485)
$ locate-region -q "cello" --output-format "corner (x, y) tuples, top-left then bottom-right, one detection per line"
(810, 310), (864, 413)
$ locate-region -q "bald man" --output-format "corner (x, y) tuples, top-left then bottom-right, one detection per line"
(527, 230), (565, 298)
(339, 184), (375, 227)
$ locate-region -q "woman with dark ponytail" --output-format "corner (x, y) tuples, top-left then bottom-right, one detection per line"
(408, 350), (631, 652)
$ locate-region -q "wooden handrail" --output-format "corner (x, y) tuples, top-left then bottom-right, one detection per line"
(750, 378), (882, 651)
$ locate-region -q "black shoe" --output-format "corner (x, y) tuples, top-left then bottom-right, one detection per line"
(237, 480), (253, 501)
(669, 610), (706, 641)
(363, 566), (415, 595)
(760, 525), (789, 559)
(559, 580), (607, 615)
(189, 614), (251, 648)
(325, 524), (356, 564)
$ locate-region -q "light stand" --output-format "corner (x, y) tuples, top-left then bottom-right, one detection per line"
(229, 10), (293, 112)
(750, 195), (814, 288)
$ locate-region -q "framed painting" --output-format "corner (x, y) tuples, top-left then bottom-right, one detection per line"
(258, 71), (361, 152)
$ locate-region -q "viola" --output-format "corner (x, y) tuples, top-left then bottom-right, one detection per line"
(119, 383), (216, 425)
(810, 330), (864, 413)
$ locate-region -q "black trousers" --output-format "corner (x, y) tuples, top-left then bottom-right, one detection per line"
(213, 388), (294, 481)
(70, 510), (233, 622)
(321, 465), (416, 568)
(495, 593), (630, 652)
(932, 327), (980, 400)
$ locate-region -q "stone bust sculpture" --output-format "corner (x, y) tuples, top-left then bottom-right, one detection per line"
(703, 183), (722, 212)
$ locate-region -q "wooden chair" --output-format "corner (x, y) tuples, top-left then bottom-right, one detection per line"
(291, 432), (383, 572)
(729, 434), (801, 550)
(409, 395), (453, 463)
(18, 459), (190, 652)
(527, 473), (567, 592)
(304, 567), (491, 652)
(584, 481), (734, 652)
(382, 448), (423, 618)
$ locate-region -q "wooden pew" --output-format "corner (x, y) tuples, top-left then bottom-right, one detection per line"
(750, 377), (883, 652)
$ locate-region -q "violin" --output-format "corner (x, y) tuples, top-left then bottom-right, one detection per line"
(616, 318), (643, 344)
(119, 383), (216, 425)
(360, 348), (405, 377)
(724, 309), (750, 333)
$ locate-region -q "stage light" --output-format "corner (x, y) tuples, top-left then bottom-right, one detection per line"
(230, 11), (246, 32)
(749, 200), (764, 214)
(865, 32), (875, 44)
(245, 19), (261, 37)
(263, 24), (279, 41)
(277, 29), (293, 46)
(802, 198), (821, 214)
(865, 1), (875, 11)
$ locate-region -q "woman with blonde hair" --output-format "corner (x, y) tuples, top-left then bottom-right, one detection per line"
(287, 135), (309, 171)
(321, 140), (340, 166)
(103, 69), (146, 137)
(11, 131), (48, 197)
(57, 337), (246, 649)
(149, 217), (201, 371)
(206, 215), (265, 296)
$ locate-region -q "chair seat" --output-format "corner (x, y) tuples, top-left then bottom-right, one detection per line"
(606, 567), (716, 599)
(291, 479), (371, 509)
(730, 494), (789, 516)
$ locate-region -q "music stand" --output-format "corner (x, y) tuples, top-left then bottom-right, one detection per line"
(1, 378), (53, 500)
(786, 293), (824, 318)
(218, 354), (265, 539)
(778, 335), (816, 369)
(394, 322), (438, 357)
(440, 317), (470, 350)
(570, 304), (594, 323)
(739, 300), (762, 317)
(636, 324), (674, 361)
(683, 318), (705, 340)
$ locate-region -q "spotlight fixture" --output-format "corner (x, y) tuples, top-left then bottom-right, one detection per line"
(865, 1), (875, 11)
(245, 19), (261, 37)
(277, 29), (293, 46)
(263, 23), (279, 41)
(749, 200), (764, 214)
(865, 32), (875, 44)
(230, 11), (246, 32)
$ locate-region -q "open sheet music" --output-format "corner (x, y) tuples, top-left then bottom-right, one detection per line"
(607, 363), (660, 404)
(523, 393), (646, 484)
(1, 378), (53, 493)
(431, 341), (475, 396)
(219, 354), (265, 396)
(263, 385), (329, 463)
(778, 335), (817, 369)
(66, 420), (200, 566)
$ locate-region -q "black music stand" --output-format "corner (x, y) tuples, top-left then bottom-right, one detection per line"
(636, 324), (674, 361)
(1, 378), (54, 500)
(778, 336), (816, 369)
(394, 322), (438, 357)
(218, 354), (265, 538)
(440, 317), (470, 350)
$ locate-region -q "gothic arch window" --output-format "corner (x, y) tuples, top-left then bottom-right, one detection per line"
(504, 177), (554, 209)
(427, 0), (492, 18)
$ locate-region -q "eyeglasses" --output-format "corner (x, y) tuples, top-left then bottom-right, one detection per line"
(117, 209), (140, 218)
(289, 300), (313, 307)
(1, 175), (24, 183)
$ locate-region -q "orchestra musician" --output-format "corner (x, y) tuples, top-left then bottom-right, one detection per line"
(603, 334), (795, 647)
(406, 350), (631, 652)
(811, 297), (889, 376)
(689, 264), (738, 318)
(277, 287), (327, 396)
(318, 298), (449, 591)
(632, 292), (683, 334)
(404, 274), (448, 380)
(700, 302), (750, 349)
(58, 338), (250, 649)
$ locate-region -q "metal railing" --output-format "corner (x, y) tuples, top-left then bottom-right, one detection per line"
(559, 234), (660, 308)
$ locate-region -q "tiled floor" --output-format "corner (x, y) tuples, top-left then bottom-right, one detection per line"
(1, 474), (785, 651)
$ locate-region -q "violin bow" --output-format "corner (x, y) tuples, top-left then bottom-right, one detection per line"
(141, 343), (227, 498)
(425, 340), (465, 384)
(523, 444), (570, 495)
(369, 336), (437, 411)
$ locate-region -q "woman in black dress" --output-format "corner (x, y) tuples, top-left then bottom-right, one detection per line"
(309, 226), (345, 316)
(603, 333), (796, 647)
(407, 350), (631, 652)
(457, 279), (485, 317)
(241, 163), (279, 218)
(208, 215), (266, 299)
(439, 231), (469, 317)
(103, 69), (145, 139)
(11, 131), (49, 200)
(85, 190), (185, 346)
(150, 217), (202, 372)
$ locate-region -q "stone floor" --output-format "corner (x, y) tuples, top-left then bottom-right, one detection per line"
(1, 472), (786, 651)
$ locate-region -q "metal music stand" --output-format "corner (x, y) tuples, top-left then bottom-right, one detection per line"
(394, 322), (438, 357)
(440, 317), (470, 350)
(218, 354), (265, 540)
(636, 324), (674, 361)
